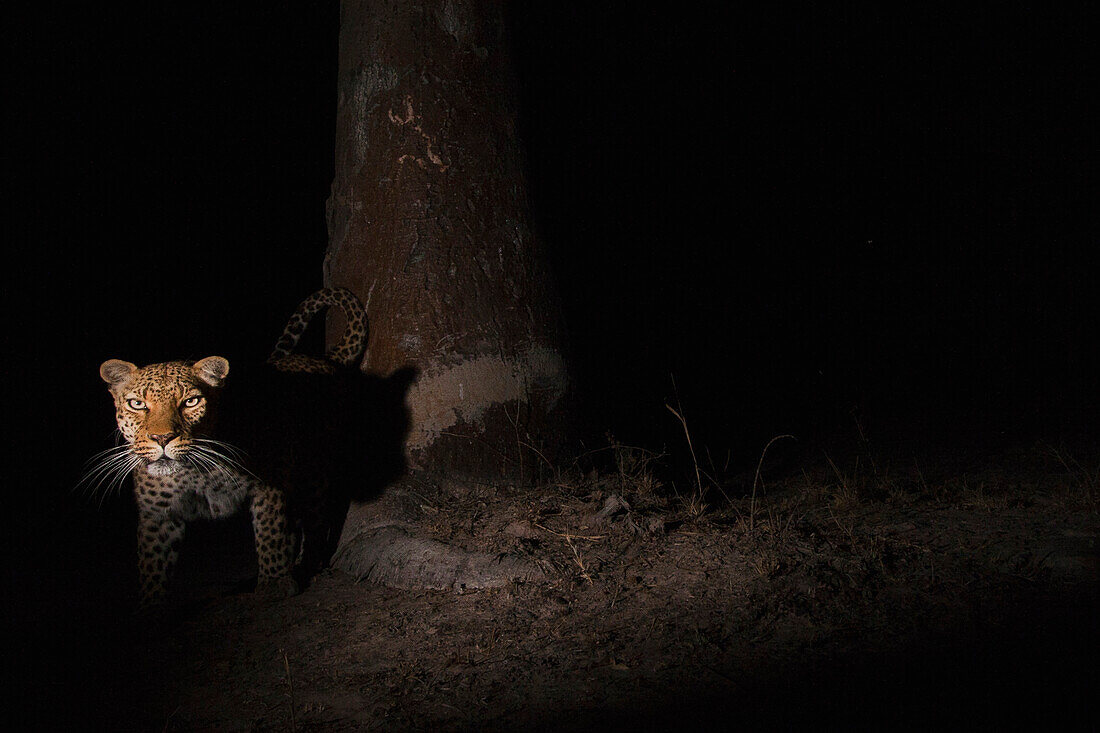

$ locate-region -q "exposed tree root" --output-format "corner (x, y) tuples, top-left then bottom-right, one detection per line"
(329, 477), (548, 591)
(331, 524), (545, 590)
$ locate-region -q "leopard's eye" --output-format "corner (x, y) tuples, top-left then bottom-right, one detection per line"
(182, 395), (203, 408)
(126, 398), (147, 411)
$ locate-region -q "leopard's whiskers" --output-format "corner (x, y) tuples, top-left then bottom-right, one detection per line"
(192, 438), (255, 477)
(76, 444), (131, 484)
(76, 447), (142, 507)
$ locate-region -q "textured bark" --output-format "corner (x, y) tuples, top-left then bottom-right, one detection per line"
(325, 0), (570, 480)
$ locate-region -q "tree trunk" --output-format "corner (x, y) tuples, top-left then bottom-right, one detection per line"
(323, 1), (570, 587)
(325, 0), (570, 479)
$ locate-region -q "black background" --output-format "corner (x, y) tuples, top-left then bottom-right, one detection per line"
(2, 0), (1095, 711)
(6, 3), (1094, 469)
(5, 4), (1096, 503)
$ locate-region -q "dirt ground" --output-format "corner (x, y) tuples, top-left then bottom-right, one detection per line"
(19, 440), (1099, 731)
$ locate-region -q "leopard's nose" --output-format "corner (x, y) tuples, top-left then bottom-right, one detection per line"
(150, 433), (177, 447)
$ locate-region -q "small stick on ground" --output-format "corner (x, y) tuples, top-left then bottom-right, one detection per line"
(533, 523), (600, 582)
(565, 535), (594, 583)
(281, 649), (297, 732)
(533, 523), (605, 541)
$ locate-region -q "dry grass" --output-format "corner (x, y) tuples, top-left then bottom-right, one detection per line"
(1041, 441), (1099, 508)
(747, 434), (796, 529)
(434, 408), (1097, 610)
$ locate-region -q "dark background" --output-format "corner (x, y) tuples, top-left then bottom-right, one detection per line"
(2, 1), (1095, 718)
(6, 3), (1094, 468)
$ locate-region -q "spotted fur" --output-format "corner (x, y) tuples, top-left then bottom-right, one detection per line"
(95, 288), (368, 607)
(268, 287), (368, 374)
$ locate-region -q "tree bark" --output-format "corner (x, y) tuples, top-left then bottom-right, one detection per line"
(325, 3), (570, 477)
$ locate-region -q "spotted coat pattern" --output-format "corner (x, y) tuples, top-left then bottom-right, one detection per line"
(98, 288), (368, 607)
(268, 287), (368, 374)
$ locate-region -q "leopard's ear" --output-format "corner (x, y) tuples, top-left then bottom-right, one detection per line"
(193, 356), (230, 387)
(100, 359), (137, 388)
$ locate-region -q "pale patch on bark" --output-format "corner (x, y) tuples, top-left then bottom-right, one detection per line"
(405, 344), (567, 450)
(350, 63), (399, 158)
(388, 95), (449, 171)
(433, 0), (471, 45)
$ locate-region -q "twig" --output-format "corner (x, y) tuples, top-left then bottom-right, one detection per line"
(519, 439), (556, 474)
(533, 522), (605, 541)
(665, 402), (704, 501)
(566, 536), (593, 583)
(439, 431), (513, 462)
(824, 451), (847, 491)
(281, 650), (297, 732)
(161, 706), (181, 733)
(751, 435), (796, 530)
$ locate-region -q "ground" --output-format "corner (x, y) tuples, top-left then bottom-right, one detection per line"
(20, 440), (1099, 731)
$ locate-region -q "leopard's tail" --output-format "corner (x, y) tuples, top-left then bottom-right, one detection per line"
(267, 287), (368, 368)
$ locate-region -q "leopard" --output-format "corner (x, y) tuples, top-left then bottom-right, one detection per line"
(94, 287), (368, 608)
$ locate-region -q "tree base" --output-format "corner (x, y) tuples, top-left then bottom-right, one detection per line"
(332, 525), (545, 590)
(329, 476), (547, 591)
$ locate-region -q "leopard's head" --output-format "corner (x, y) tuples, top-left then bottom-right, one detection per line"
(99, 357), (229, 477)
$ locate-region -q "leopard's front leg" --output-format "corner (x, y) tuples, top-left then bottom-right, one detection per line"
(250, 484), (298, 598)
(136, 513), (186, 608)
